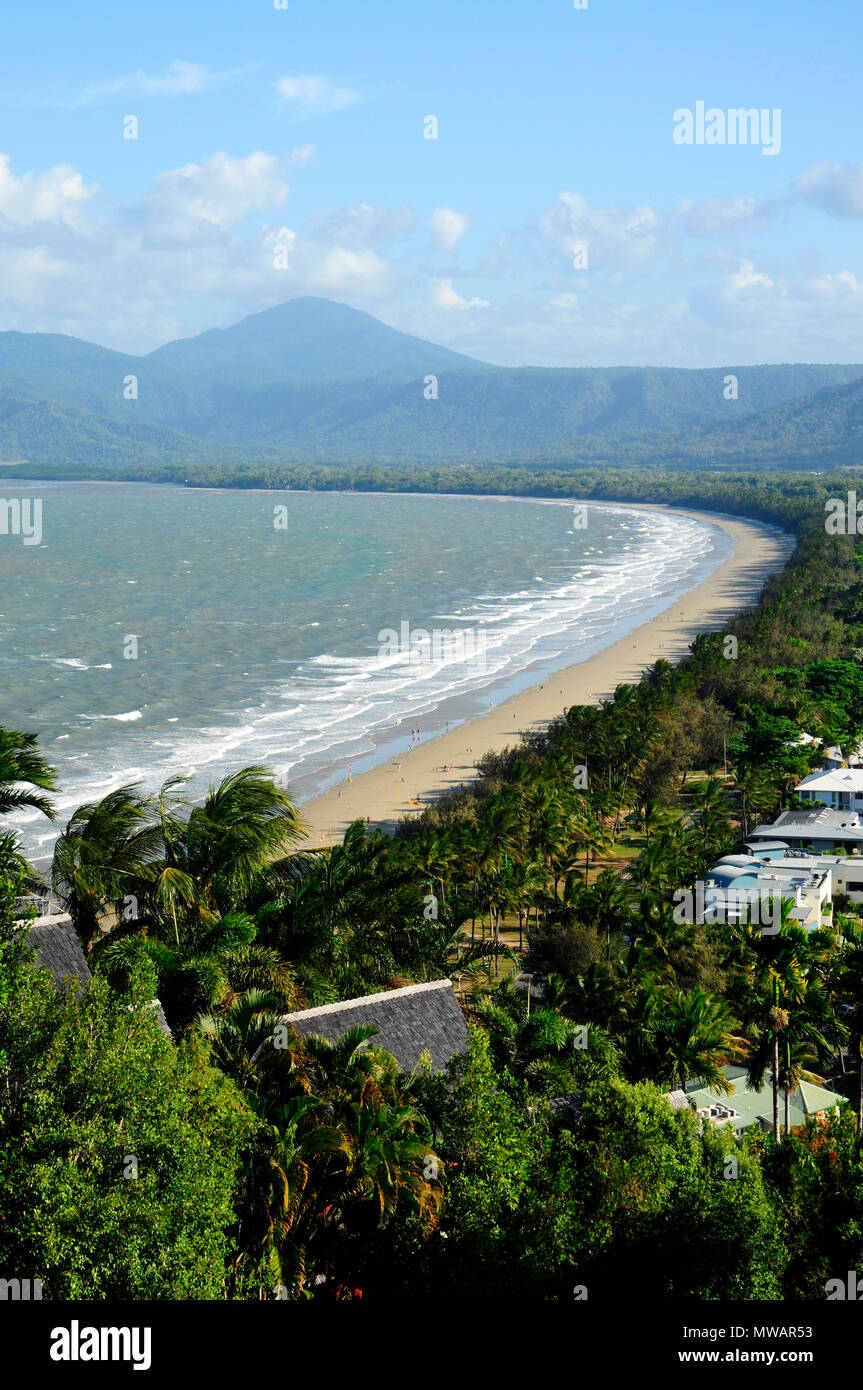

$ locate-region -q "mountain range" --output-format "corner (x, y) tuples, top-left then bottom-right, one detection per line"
(1, 297), (862, 472)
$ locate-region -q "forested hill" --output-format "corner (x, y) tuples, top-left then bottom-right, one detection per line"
(1, 296), (862, 470)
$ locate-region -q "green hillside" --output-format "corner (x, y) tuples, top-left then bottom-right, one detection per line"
(1, 297), (862, 471)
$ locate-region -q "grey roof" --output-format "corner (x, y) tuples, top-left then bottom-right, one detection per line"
(25, 913), (172, 1037)
(284, 979), (468, 1073)
(548, 1092), (582, 1119)
(664, 1089), (692, 1111)
(774, 808), (862, 828)
(27, 914), (91, 994)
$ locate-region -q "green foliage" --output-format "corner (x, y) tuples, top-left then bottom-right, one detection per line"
(0, 940), (255, 1298)
(546, 1082), (785, 1300)
(5, 305), (863, 470)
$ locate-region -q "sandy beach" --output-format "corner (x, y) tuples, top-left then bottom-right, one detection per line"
(298, 505), (793, 848)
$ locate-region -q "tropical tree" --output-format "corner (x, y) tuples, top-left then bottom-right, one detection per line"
(645, 985), (738, 1093)
(0, 728), (56, 821)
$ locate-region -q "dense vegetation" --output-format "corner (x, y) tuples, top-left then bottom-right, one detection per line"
(5, 470), (863, 1299)
(3, 296), (862, 470)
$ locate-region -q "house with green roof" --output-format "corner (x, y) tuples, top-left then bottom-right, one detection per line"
(674, 1065), (843, 1138)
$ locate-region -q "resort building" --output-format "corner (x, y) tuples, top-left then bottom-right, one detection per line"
(787, 733), (863, 770)
(16, 907), (173, 1035)
(795, 768), (863, 812)
(25, 912), (91, 996)
(702, 851), (833, 928)
(283, 979), (468, 1073)
(666, 1066), (843, 1138)
(823, 743), (863, 770)
(748, 807), (863, 854)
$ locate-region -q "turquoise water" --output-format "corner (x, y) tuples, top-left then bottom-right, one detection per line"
(1, 481), (740, 858)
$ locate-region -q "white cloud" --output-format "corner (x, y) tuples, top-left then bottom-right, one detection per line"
(0, 154), (99, 228)
(538, 192), (661, 271)
(679, 195), (764, 237)
(4, 147), (863, 366)
(725, 259), (773, 295)
(307, 247), (392, 295)
(793, 161), (863, 219)
(78, 61), (237, 105)
(285, 145), (317, 167)
(276, 75), (359, 117)
(309, 203), (414, 245)
(142, 152), (292, 236)
(430, 277), (490, 310)
(808, 269), (863, 298)
(427, 207), (470, 250)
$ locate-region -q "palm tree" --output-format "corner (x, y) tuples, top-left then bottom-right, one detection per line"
(0, 728), (56, 820)
(687, 776), (734, 850)
(729, 904), (816, 1140)
(196, 988), (307, 1093)
(838, 922), (863, 1130)
(648, 986), (738, 1093)
(776, 998), (833, 1136)
(410, 913), (515, 983)
(0, 729), (56, 889)
(53, 765), (307, 940)
(99, 911), (302, 1031)
(181, 766), (309, 919)
(51, 784), (160, 945)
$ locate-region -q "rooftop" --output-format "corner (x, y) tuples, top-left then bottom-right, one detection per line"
(27, 914), (90, 995)
(23, 913), (172, 1037)
(284, 979), (468, 1073)
(684, 1065), (843, 1131)
(774, 808), (861, 828)
(797, 769), (863, 792)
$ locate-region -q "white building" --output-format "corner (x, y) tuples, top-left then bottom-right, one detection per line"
(795, 768), (863, 813)
(749, 807), (863, 854)
(823, 742), (863, 770)
(703, 852), (833, 928)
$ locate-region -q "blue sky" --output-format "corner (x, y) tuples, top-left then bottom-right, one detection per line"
(2, 0), (863, 365)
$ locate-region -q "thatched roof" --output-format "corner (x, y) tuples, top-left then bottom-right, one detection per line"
(28, 914), (91, 994)
(25, 913), (172, 1037)
(284, 979), (468, 1073)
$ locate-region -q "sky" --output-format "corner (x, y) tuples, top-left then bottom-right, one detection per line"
(2, 0), (863, 366)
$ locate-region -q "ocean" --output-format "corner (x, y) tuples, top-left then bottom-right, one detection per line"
(2, 481), (738, 860)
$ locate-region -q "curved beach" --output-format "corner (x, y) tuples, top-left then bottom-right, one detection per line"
(298, 506), (793, 847)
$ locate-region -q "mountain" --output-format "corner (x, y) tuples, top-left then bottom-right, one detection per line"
(677, 376), (863, 466)
(0, 297), (862, 471)
(185, 363), (863, 460)
(0, 371), (217, 468)
(146, 296), (484, 383)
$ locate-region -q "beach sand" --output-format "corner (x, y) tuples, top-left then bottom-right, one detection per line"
(297, 506), (793, 848)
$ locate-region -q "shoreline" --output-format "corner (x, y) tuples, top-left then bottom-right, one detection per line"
(297, 504), (794, 848)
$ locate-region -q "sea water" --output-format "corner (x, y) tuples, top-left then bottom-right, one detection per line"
(1, 481), (746, 859)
